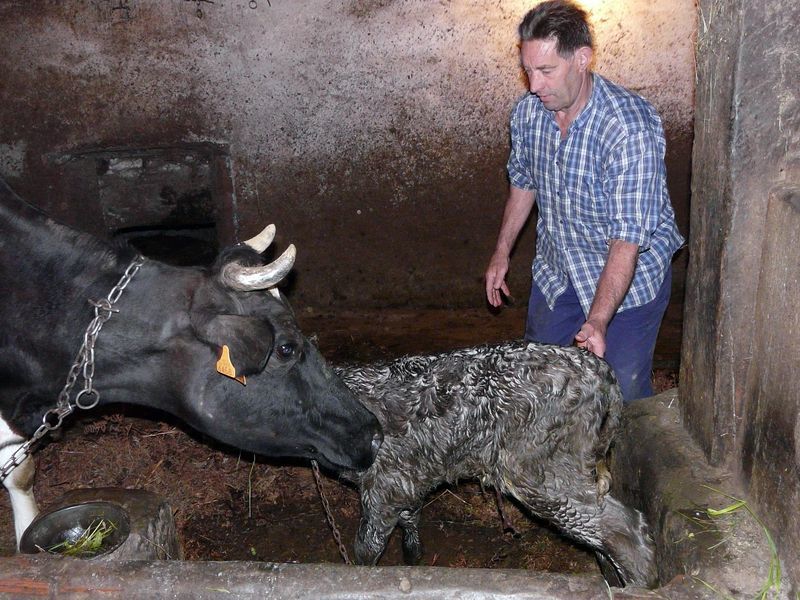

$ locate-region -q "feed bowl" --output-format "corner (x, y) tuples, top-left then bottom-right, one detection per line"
(20, 501), (130, 559)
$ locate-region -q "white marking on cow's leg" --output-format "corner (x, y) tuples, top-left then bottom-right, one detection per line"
(4, 453), (38, 546)
(0, 417), (39, 547)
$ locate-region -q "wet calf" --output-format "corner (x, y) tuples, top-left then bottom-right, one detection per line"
(337, 341), (657, 587)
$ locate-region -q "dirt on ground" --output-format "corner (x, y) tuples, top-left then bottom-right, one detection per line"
(0, 307), (680, 573)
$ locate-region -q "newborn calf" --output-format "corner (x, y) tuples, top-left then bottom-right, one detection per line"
(337, 340), (656, 587)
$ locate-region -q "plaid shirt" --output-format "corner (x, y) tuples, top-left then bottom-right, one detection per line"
(507, 73), (685, 315)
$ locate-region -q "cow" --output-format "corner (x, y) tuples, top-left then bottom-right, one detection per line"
(0, 177), (382, 546)
(337, 341), (657, 587)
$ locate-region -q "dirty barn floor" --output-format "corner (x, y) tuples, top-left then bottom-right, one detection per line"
(0, 305), (680, 572)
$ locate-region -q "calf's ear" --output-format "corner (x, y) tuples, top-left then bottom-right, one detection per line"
(192, 314), (275, 376)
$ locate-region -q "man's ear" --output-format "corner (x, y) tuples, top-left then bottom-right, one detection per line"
(192, 314), (275, 376)
(576, 46), (593, 72)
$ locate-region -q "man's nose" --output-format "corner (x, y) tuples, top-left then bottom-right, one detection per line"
(528, 71), (542, 93)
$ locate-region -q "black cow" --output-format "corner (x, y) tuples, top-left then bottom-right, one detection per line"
(0, 178), (382, 545)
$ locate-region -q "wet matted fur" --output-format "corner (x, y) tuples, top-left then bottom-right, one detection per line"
(337, 340), (657, 587)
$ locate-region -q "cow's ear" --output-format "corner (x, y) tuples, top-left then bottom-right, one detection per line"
(193, 314), (275, 376)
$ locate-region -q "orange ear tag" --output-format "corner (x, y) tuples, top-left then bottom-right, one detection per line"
(216, 345), (247, 385)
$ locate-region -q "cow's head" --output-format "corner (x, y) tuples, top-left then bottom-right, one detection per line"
(178, 226), (382, 471)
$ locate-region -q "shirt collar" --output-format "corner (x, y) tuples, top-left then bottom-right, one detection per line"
(568, 72), (600, 133)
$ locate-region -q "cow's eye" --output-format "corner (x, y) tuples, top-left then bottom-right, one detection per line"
(276, 342), (296, 360)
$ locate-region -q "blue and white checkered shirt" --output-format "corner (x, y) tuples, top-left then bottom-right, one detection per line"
(507, 73), (685, 315)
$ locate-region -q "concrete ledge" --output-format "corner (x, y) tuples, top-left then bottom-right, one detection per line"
(0, 556), (609, 599)
(611, 389), (791, 598)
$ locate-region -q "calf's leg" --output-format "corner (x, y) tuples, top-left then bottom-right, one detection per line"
(503, 472), (657, 588)
(354, 501), (398, 565)
(493, 487), (519, 534)
(398, 508), (423, 564)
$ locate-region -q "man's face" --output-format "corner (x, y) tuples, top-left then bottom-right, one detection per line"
(520, 37), (590, 114)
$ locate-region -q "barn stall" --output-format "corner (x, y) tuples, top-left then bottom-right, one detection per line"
(0, 0), (798, 598)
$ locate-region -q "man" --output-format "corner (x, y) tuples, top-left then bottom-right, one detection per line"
(484, 0), (684, 403)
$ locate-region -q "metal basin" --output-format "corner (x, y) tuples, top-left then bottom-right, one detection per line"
(20, 501), (131, 559)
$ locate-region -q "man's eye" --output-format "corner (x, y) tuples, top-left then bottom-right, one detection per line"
(276, 343), (296, 359)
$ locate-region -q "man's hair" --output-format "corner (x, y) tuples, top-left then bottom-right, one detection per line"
(518, 0), (594, 56)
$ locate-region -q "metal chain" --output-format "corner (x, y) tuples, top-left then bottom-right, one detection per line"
(0, 256), (145, 483)
(311, 459), (352, 564)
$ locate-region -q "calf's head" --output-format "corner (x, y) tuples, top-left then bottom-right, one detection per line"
(180, 226), (382, 471)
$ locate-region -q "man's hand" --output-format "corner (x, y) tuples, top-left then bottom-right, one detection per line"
(485, 252), (511, 307)
(575, 319), (607, 357)
(575, 239), (639, 358)
(484, 186), (536, 308)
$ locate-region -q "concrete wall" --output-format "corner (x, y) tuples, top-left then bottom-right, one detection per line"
(0, 0), (694, 309)
(681, 0), (800, 585)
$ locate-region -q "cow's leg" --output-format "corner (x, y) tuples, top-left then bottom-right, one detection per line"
(0, 418), (38, 547)
(398, 508), (422, 565)
(354, 498), (398, 566)
(2, 453), (37, 546)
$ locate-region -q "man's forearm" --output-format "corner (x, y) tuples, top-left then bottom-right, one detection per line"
(585, 239), (639, 331)
(485, 186), (536, 307)
(493, 186), (535, 257)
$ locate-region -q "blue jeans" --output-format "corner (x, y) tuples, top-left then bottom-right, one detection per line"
(524, 269), (672, 403)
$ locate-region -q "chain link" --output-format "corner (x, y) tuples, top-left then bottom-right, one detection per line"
(0, 256), (145, 483)
(311, 459), (352, 564)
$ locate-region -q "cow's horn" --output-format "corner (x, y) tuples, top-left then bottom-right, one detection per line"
(243, 224), (276, 253)
(221, 244), (296, 292)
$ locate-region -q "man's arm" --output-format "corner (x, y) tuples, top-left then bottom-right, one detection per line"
(485, 186), (536, 307)
(574, 239), (639, 357)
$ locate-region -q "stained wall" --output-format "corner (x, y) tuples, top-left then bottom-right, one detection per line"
(0, 0), (695, 309)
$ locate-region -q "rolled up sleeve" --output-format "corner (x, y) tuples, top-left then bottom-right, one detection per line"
(507, 101), (537, 192)
(604, 129), (664, 251)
